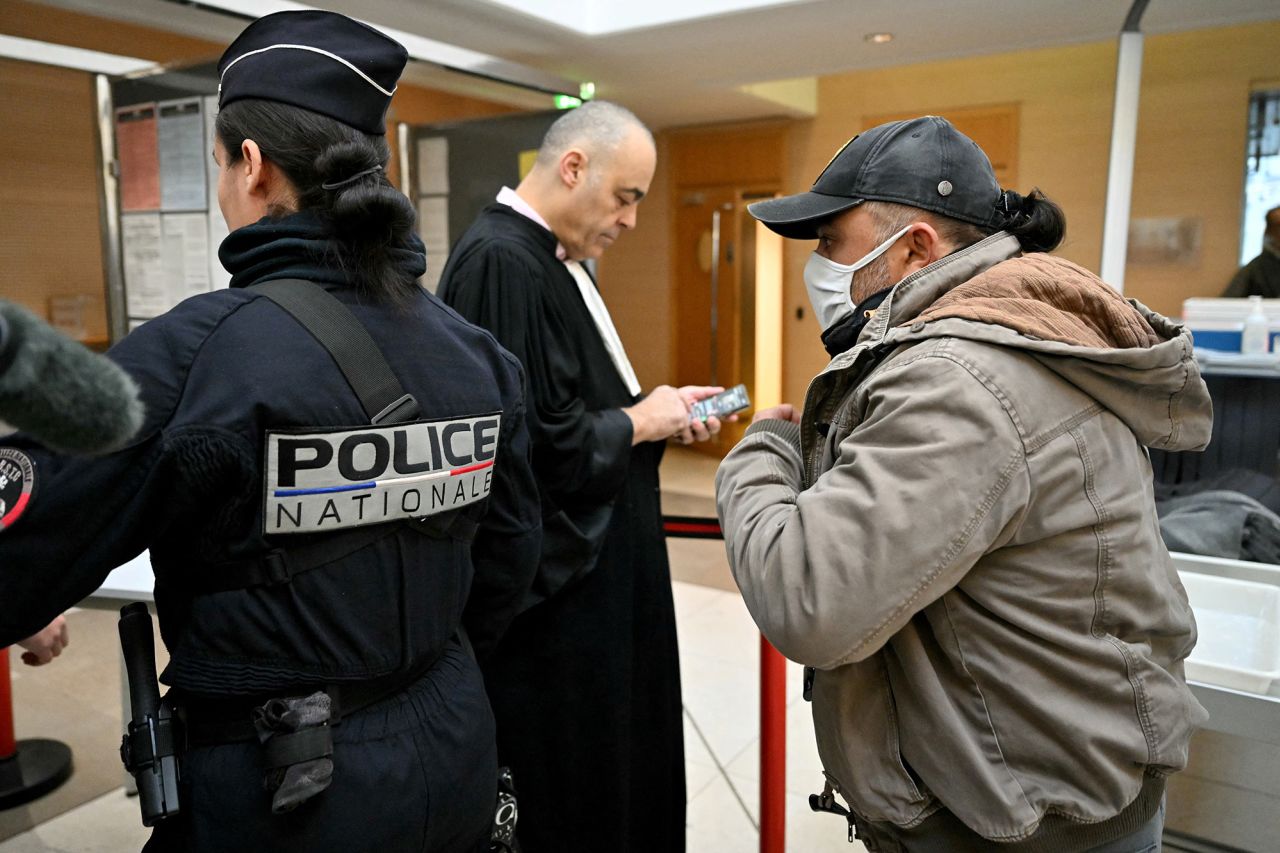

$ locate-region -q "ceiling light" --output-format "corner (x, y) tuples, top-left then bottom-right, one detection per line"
(865, 32), (894, 44)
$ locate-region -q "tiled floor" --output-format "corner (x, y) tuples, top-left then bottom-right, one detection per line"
(675, 581), (867, 853)
(0, 791), (148, 853)
(0, 448), (864, 852)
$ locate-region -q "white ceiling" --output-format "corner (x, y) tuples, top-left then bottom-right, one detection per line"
(30, 0), (1280, 129)
(476, 0), (815, 36)
(0, 32), (151, 74)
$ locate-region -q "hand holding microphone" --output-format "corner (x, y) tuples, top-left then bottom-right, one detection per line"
(0, 300), (144, 454)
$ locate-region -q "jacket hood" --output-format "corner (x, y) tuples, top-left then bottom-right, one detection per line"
(850, 233), (1212, 452)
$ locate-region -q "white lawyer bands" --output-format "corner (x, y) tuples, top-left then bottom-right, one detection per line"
(264, 413), (501, 534)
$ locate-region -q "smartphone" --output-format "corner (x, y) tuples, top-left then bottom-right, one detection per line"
(690, 384), (751, 422)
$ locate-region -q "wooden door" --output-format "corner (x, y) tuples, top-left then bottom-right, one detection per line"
(674, 188), (778, 453)
(675, 186), (739, 390)
(668, 122), (788, 456)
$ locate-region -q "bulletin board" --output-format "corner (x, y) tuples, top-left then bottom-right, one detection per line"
(103, 63), (227, 339)
(105, 75), (562, 329)
(406, 110), (561, 292)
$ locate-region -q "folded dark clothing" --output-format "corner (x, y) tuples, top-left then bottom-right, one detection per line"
(253, 690), (333, 814)
(1153, 468), (1280, 516)
(1157, 489), (1280, 564)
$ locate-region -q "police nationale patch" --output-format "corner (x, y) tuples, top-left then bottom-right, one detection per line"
(263, 413), (501, 534)
(0, 447), (35, 532)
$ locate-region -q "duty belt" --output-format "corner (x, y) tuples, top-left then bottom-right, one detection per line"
(176, 650), (444, 748)
(175, 631), (476, 815)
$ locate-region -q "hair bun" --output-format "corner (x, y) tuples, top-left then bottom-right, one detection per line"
(315, 141), (380, 186)
(1003, 187), (1065, 253)
(216, 99), (420, 306)
(322, 164), (383, 191)
(997, 189), (1031, 221)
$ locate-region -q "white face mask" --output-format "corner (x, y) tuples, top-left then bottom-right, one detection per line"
(803, 224), (912, 330)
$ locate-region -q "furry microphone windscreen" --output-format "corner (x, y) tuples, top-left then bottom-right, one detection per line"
(0, 300), (144, 454)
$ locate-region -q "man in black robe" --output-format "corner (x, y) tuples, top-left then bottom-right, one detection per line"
(438, 101), (723, 853)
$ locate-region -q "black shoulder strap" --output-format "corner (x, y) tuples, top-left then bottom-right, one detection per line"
(188, 280), (474, 596)
(253, 279), (419, 424)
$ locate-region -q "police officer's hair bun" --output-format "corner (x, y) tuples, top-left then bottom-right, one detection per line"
(315, 139), (417, 297)
(216, 99), (418, 306)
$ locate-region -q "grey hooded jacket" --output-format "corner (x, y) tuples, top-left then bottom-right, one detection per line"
(716, 232), (1212, 846)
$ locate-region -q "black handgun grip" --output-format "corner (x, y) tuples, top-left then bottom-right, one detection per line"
(119, 601), (160, 723)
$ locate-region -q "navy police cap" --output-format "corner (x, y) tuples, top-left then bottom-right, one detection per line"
(218, 10), (407, 135)
(749, 116), (1004, 239)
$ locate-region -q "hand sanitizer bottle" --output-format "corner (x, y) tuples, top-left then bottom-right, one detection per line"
(1241, 295), (1271, 354)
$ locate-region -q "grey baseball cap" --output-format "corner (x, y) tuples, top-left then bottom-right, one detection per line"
(749, 116), (1005, 239)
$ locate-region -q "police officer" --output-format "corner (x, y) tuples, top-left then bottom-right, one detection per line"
(0, 11), (540, 852)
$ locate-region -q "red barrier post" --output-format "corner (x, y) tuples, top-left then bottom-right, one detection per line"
(0, 650), (15, 759)
(0, 645), (74, 809)
(760, 635), (786, 853)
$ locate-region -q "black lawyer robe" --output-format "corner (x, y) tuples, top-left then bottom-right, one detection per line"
(438, 204), (686, 853)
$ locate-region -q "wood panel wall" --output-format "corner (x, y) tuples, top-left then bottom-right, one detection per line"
(866, 104), (1020, 190)
(0, 0), (513, 337)
(598, 121), (790, 393)
(787, 22), (1279, 404)
(594, 134), (674, 391)
(667, 120), (789, 188)
(602, 22), (1280, 410)
(0, 58), (107, 339)
(0, 0), (224, 63)
(1125, 24), (1280, 311)
(1, 0), (228, 336)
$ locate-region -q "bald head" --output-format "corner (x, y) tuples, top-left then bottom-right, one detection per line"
(517, 100), (656, 261)
(536, 100), (653, 168)
(1267, 205), (1280, 241)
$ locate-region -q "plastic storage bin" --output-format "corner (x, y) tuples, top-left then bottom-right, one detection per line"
(1182, 297), (1280, 353)
(1180, 571), (1280, 695)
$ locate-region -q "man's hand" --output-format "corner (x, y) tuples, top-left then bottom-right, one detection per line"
(18, 615), (69, 666)
(623, 385), (691, 445)
(670, 386), (737, 445)
(752, 404), (801, 425)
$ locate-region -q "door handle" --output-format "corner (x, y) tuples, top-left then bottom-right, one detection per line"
(710, 209), (721, 388)
(708, 202), (733, 388)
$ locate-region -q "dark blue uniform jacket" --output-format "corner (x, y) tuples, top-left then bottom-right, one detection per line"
(0, 213), (541, 697)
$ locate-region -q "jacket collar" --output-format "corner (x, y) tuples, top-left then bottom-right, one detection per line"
(222, 209), (426, 289)
(801, 232), (1022, 484)
(859, 232), (1022, 350)
(809, 230), (1210, 456)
